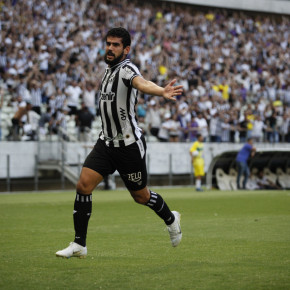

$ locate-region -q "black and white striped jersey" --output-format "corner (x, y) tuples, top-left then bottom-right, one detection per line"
(29, 88), (42, 107)
(99, 58), (142, 147)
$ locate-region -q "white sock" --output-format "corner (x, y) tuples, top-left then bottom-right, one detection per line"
(196, 179), (201, 189)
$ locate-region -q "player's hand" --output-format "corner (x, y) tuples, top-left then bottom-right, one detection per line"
(163, 79), (183, 101)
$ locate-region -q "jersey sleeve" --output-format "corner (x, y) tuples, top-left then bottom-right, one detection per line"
(190, 142), (198, 153)
(121, 63), (141, 85)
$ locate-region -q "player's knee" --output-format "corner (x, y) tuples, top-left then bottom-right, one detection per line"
(76, 178), (93, 194)
(132, 195), (147, 204)
(130, 189), (150, 205)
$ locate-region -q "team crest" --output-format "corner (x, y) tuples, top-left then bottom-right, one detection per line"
(124, 66), (134, 76)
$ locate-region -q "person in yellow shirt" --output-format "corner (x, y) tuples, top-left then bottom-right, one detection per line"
(246, 112), (255, 138)
(189, 134), (205, 191)
(219, 83), (230, 100)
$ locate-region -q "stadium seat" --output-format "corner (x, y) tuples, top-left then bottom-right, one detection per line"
(91, 128), (100, 141)
(263, 168), (277, 184)
(276, 168), (290, 189)
(50, 134), (59, 142)
(67, 120), (76, 128)
(251, 167), (259, 175)
(38, 134), (47, 141)
(147, 135), (159, 142)
(1, 128), (10, 141)
(216, 168), (232, 190)
(92, 118), (102, 129)
(66, 127), (77, 141)
(2, 106), (14, 114)
(229, 168), (238, 190)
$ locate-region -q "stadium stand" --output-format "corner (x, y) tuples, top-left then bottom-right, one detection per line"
(215, 168), (232, 190)
(276, 167), (290, 188)
(0, 0), (289, 143)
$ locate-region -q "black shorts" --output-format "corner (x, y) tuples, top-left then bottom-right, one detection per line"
(83, 136), (147, 191)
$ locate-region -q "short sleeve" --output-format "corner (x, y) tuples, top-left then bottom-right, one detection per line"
(121, 63), (141, 85)
(190, 142), (197, 153)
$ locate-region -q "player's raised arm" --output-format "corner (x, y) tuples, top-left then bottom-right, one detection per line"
(132, 76), (183, 101)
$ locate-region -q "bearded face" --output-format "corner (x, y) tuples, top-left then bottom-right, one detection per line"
(104, 36), (129, 67)
(104, 50), (125, 66)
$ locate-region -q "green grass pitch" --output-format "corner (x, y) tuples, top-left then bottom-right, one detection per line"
(0, 188), (289, 289)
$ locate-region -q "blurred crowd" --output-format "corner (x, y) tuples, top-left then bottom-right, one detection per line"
(0, 0), (289, 142)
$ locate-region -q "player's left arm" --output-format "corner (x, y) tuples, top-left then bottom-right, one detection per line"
(132, 76), (183, 101)
(189, 143), (198, 160)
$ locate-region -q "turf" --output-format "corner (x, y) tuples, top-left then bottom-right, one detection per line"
(0, 188), (289, 290)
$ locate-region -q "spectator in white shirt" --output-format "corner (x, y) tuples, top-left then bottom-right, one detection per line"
(209, 112), (222, 142)
(145, 99), (161, 138)
(195, 112), (209, 142)
(65, 80), (82, 115)
(82, 82), (96, 116)
(158, 113), (181, 142)
(168, 114), (181, 142)
(158, 112), (173, 142)
(22, 109), (41, 141)
(252, 115), (266, 142)
(38, 45), (50, 74)
(42, 74), (56, 101)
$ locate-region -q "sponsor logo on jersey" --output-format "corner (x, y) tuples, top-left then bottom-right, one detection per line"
(100, 92), (115, 101)
(120, 108), (126, 120)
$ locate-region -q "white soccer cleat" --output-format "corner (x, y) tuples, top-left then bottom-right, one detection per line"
(56, 242), (87, 259)
(167, 211), (182, 247)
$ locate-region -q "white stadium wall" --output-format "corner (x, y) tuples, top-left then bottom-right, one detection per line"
(0, 141), (289, 179)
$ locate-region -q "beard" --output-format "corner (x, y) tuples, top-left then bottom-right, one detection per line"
(104, 51), (125, 66)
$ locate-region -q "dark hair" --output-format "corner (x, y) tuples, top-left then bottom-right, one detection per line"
(197, 133), (202, 139)
(106, 27), (131, 47)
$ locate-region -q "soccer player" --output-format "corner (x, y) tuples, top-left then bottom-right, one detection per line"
(56, 27), (183, 258)
(236, 137), (256, 189)
(189, 133), (205, 191)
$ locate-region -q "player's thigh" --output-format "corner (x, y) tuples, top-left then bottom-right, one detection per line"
(116, 138), (147, 191)
(118, 154), (148, 191)
(83, 139), (116, 175)
(79, 139), (116, 193)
